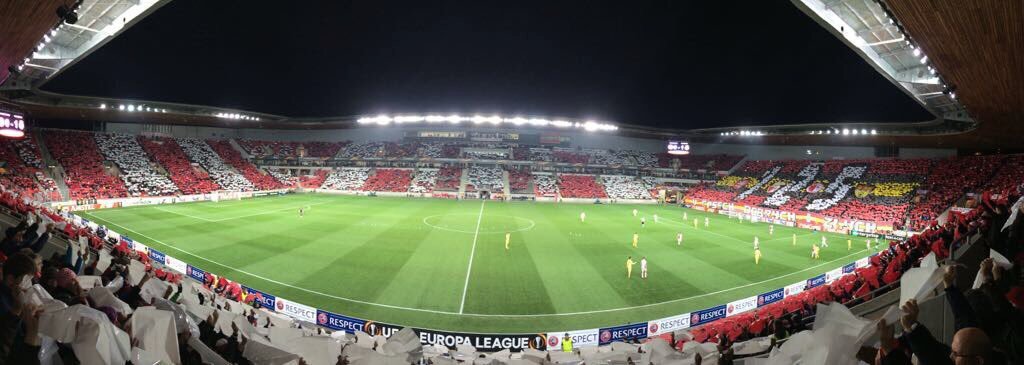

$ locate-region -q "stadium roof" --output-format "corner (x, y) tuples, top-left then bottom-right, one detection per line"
(1, 1), (1020, 149)
(0, 0), (169, 88)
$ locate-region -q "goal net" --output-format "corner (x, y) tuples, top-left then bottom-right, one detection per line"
(211, 190), (242, 202)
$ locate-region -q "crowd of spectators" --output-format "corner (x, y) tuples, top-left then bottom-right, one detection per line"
(321, 168), (369, 191)
(507, 170), (532, 194)
(466, 166), (503, 193)
(299, 170), (329, 189)
(552, 149), (590, 164)
(557, 174), (607, 198)
(303, 141), (349, 159)
(434, 167), (461, 191)
(266, 169), (297, 187)
(176, 138), (254, 191)
(907, 155), (1004, 230)
(208, 140), (284, 191)
(361, 169), (413, 192)
(95, 133), (178, 197)
(602, 175), (654, 200)
(409, 169), (438, 193)
(43, 130), (127, 200)
(237, 139), (299, 159)
(533, 174), (557, 197)
(656, 154), (744, 171)
(138, 137), (220, 195)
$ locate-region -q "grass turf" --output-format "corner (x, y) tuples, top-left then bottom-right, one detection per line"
(77, 193), (872, 333)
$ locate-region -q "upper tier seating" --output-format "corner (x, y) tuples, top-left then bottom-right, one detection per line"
(533, 174), (557, 196)
(466, 166), (503, 192)
(361, 168), (413, 192)
(410, 169), (438, 193)
(435, 167), (461, 191)
(552, 149), (590, 164)
(303, 141), (349, 158)
(603, 175), (653, 200)
(321, 168), (369, 190)
(95, 133), (178, 196)
(177, 138), (254, 191)
(43, 130), (127, 200)
(237, 139), (300, 158)
(558, 174), (607, 198)
(138, 137), (220, 195)
(208, 140), (284, 190)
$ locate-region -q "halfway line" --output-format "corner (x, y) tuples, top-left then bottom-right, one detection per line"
(458, 200), (486, 314)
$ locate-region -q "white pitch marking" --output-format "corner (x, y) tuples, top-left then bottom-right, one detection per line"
(76, 206), (870, 318)
(458, 200), (486, 314)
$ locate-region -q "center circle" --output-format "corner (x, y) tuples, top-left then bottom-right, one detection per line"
(422, 213), (536, 234)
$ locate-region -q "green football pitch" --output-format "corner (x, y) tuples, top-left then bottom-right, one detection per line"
(77, 193), (871, 333)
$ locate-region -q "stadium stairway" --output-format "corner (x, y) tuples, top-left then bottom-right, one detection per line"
(228, 138), (252, 158)
(502, 170), (511, 196)
(458, 168), (469, 196)
(33, 130), (70, 200)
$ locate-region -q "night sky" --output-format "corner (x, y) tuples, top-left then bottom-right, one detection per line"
(44, 1), (933, 129)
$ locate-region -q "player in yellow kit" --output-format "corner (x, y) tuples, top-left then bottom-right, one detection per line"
(626, 256), (636, 278)
(811, 243), (820, 259)
(693, 218), (699, 229)
(754, 247), (762, 265)
(847, 238), (852, 251)
(505, 232), (511, 252)
(632, 232), (639, 248)
(792, 233), (797, 246)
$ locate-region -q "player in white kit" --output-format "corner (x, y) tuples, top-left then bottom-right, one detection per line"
(653, 214), (659, 223)
(753, 236), (760, 250)
(769, 225), (774, 235)
(640, 257), (648, 279)
(676, 232), (683, 246)
(821, 235), (829, 248)
(632, 208), (638, 217)
(704, 217), (709, 228)
(580, 211), (586, 223)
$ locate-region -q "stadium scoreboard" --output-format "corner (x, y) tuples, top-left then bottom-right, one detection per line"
(0, 109), (26, 138)
(667, 140), (690, 155)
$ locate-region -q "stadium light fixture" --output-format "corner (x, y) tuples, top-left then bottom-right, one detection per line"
(950, 92), (956, 99)
(861, 128), (867, 135)
(852, 129), (859, 135)
(919, 55), (928, 64)
(127, 105), (135, 112)
(842, 128), (849, 135)
(118, 104), (125, 111)
(911, 46), (921, 57)
(445, 114), (463, 124)
(99, 103), (106, 109)
(425, 115), (445, 123)
(871, 129), (877, 135)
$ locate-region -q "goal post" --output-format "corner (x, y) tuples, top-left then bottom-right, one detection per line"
(211, 190), (242, 202)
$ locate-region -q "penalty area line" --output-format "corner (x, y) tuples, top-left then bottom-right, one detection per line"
(458, 200), (486, 314)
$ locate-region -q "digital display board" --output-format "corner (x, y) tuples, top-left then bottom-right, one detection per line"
(0, 111), (26, 138)
(667, 140), (690, 155)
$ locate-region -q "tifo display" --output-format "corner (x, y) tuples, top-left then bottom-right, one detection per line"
(0, 128), (1021, 362)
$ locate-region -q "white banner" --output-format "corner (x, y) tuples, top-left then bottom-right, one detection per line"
(647, 313), (691, 336)
(856, 257), (870, 268)
(825, 268), (845, 284)
(274, 297), (316, 323)
(545, 329), (600, 349)
(132, 241), (149, 255)
(784, 281), (806, 297)
(726, 296), (757, 317)
(164, 255), (188, 274)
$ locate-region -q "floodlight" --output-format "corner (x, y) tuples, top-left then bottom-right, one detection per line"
(127, 105), (135, 112)
(919, 55), (928, 64)
(912, 47), (920, 57)
(99, 103), (106, 109)
(871, 129), (877, 135)
(842, 128), (849, 135)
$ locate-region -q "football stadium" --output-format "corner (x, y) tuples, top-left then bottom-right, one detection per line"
(0, 1), (1021, 364)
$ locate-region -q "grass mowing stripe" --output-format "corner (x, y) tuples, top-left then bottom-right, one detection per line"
(458, 200), (486, 314)
(77, 195), (873, 332)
